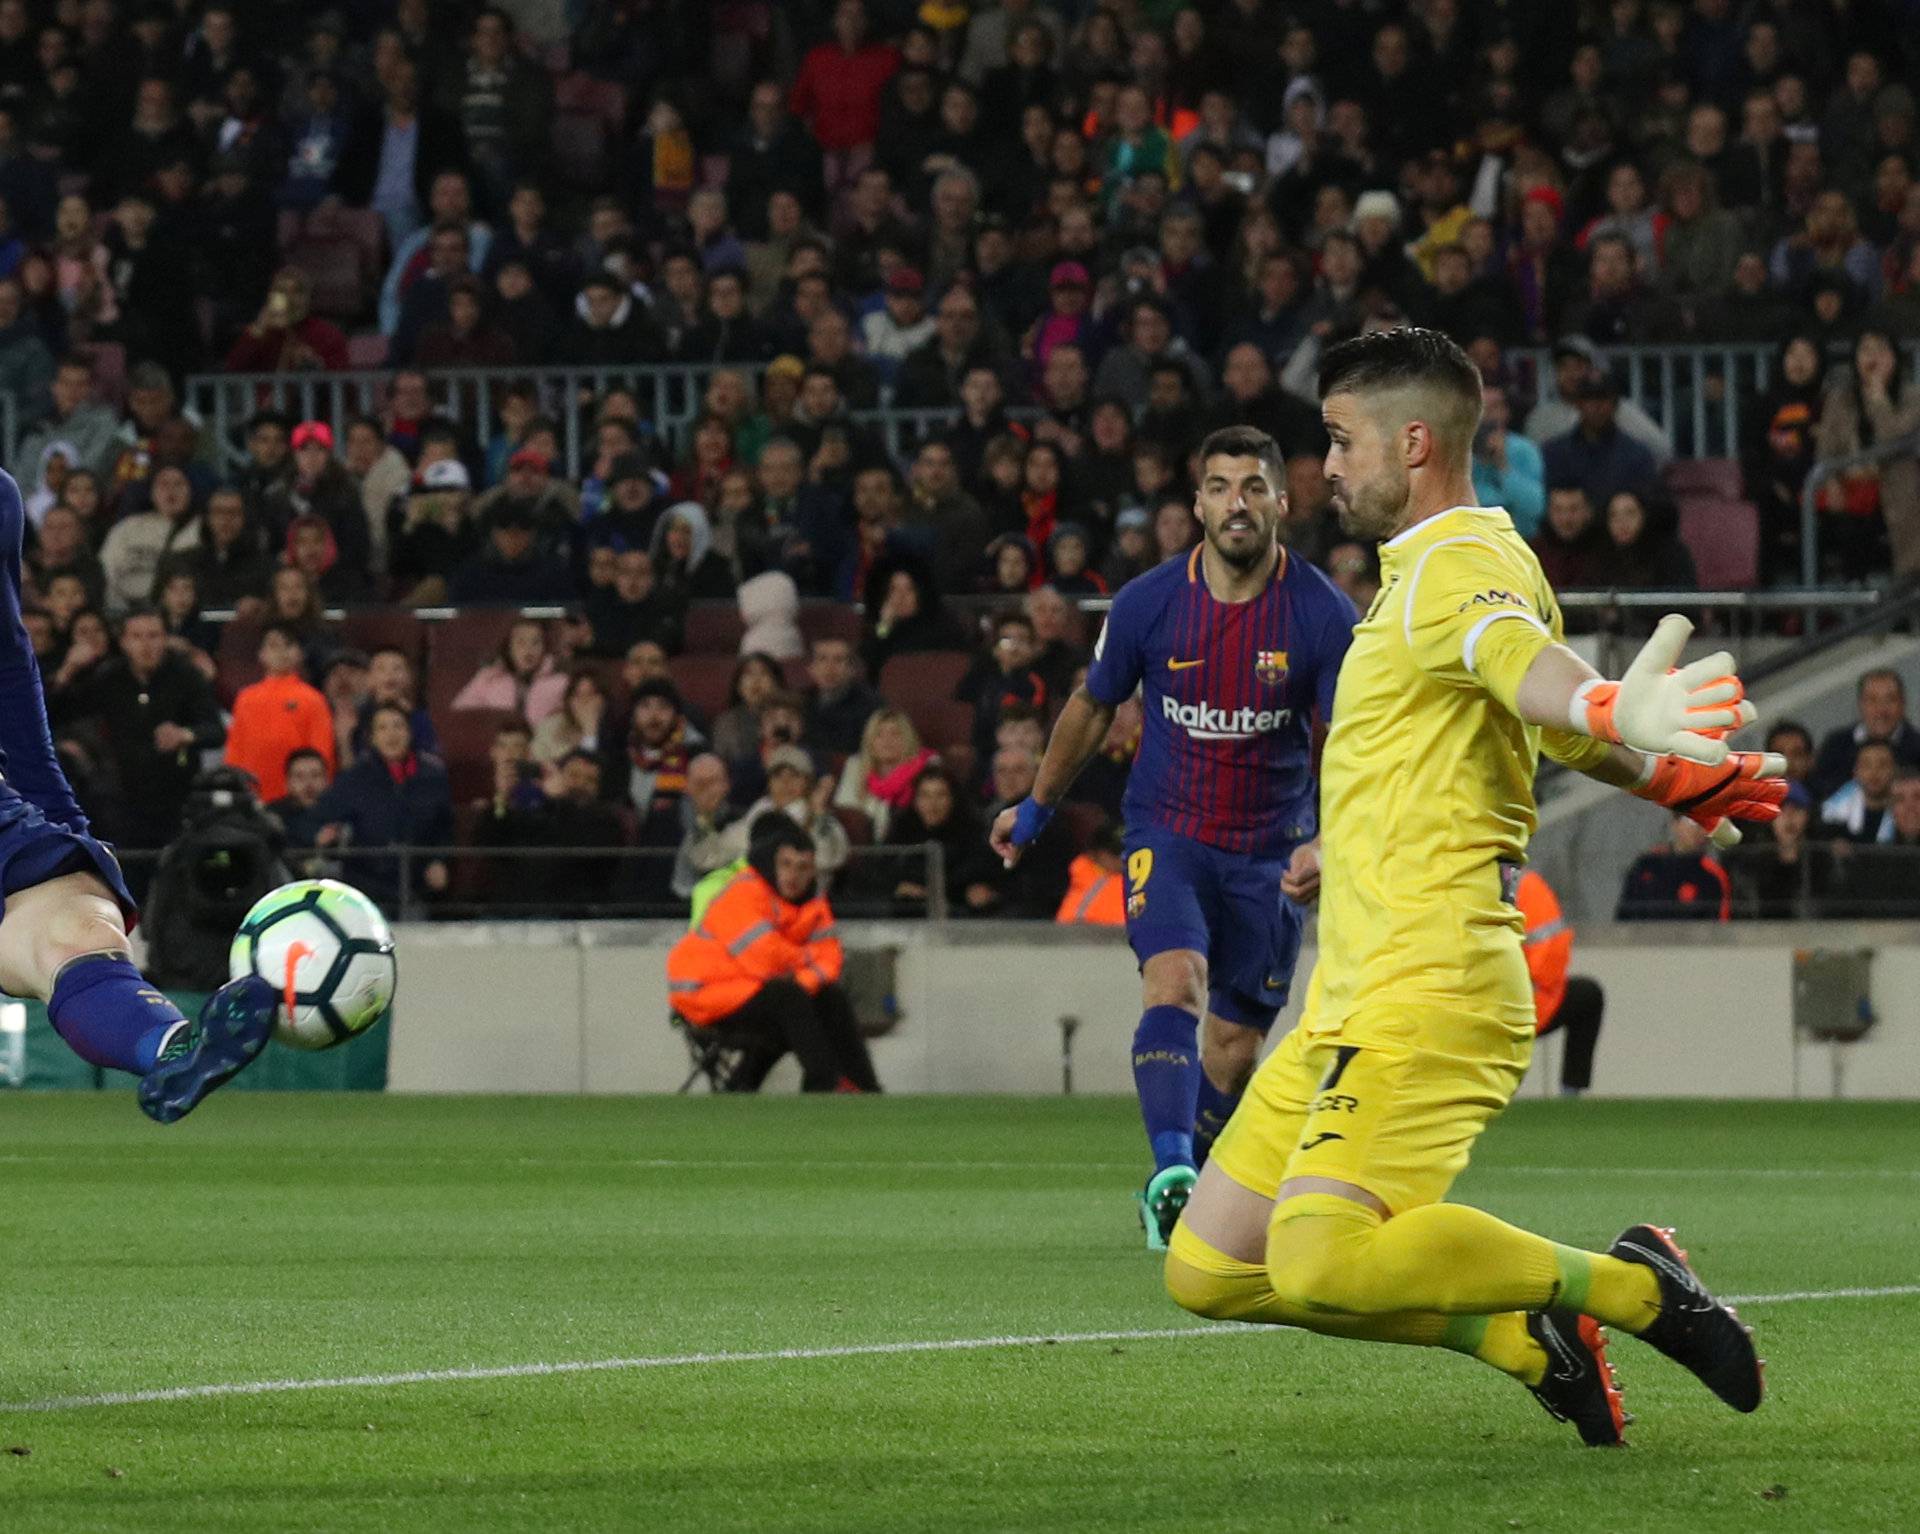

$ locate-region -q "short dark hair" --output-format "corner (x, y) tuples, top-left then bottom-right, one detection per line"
(1858, 667), (1906, 701)
(1765, 720), (1813, 751)
(1197, 424), (1285, 488)
(261, 621), (305, 650)
(1317, 326), (1483, 452)
(285, 747), (327, 773)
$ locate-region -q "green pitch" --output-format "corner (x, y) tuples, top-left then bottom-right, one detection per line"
(1, 1094), (1916, 1533)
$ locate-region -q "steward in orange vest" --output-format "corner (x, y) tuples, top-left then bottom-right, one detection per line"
(1055, 852), (1126, 926)
(666, 818), (879, 1092)
(1516, 868), (1606, 1096)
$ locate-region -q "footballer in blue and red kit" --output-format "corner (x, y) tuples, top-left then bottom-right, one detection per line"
(990, 426), (1356, 1247)
(0, 467), (278, 1123)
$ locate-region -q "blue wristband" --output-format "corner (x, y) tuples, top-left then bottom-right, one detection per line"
(1010, 796), (1054, 847)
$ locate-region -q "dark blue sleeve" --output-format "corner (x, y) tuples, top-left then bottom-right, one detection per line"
(1083, 581), (1147, 708)
(1312, 581), (1359, 727)
(0, 470), (91, 832)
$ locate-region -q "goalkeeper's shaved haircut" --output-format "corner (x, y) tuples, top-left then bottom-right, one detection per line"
(1318, 327), (1484, 465)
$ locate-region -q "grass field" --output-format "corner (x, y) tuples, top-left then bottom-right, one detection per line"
(1, 1093), (1916, 1533)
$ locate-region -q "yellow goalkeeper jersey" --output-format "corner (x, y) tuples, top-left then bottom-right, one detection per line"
(1306, 506), (1612, 1034)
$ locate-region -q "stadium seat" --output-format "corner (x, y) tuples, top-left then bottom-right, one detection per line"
(1664, 458), (1743, 502)
(286, 234), (368, 322)
(798, 602), (863, 647)
(684, 602), (747, 654)
(81, 342), (126, 408)
(936, 742), (975, 787)
(437, 707), (523, 805)
(1057, 801), (1107, 854)
(832, 806), (873, 846)
(425, 611), (526, 716)
(668, 653), (740, 723)
(551, 110), (611, 187)
(905, 697), (974, 753)
(340, 610), (426, 667)
(1676, 497), (1761, 591)
(215, 619), (265, 705)
(878, 651), (974, 710)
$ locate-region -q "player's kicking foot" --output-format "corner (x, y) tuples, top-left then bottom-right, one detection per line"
(1137, 1164), (1196, 1251)
(1608, 1224), (1764, 1412)
(137, 976), (278, 1125)
(1525, 1311), (1628, 1447)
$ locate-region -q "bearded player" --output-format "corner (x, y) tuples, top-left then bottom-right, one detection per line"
(1163, 330), (1782, 1446)
(0, 467), (276, 1121)
(991, 426), (1357, 1249)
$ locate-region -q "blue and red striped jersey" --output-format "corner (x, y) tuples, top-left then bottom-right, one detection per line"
(1085, 544), (1356, 857)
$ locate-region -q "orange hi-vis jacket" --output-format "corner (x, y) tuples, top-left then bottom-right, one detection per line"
(666, 866), (843, 1026)
(1055, 854), (1126, 926)
(1516, 869), (1572, 1032)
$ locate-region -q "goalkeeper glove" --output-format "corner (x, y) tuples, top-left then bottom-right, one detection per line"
(1569, 615), (1755, 765)
(1630, 750), (1789, 849)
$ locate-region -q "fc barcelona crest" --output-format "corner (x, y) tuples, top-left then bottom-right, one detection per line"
(1255, 650), (1289, 685)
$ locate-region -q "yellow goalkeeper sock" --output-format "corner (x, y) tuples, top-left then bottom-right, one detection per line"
(1265, 1194), (1661, 1332)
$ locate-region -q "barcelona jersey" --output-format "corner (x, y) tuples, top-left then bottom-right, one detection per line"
(1085, 545), (1357, 858)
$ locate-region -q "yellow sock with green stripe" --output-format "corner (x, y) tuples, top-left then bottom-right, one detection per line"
(1438, 1312), (1546, 1383)
(1551, 1245), (1663, 1334)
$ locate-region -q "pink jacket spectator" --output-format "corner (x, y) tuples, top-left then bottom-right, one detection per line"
(451, 657), (569, 725)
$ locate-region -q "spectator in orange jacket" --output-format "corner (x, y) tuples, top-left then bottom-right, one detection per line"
(1055, 822), (1126, 926)
(666, 817), (881, 1092)
(1516, 868), (1606, 1097)
(225, 623), (337, 802)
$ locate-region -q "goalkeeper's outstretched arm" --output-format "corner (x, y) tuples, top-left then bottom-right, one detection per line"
(1523, 618), (1787, 846)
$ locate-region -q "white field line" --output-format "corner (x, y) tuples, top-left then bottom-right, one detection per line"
(3, 1285), (1916, 1415)
(2, 1153), (1917, 1180)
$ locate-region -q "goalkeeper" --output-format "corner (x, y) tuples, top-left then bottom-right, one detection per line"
(1164, 329), (1782, 1449)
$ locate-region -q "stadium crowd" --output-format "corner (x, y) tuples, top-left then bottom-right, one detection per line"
(0, 0), (1917, 919)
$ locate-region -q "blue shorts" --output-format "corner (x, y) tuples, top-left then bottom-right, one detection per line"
(1121, 824), (1304, 1031)
(0, 784), (136, 925)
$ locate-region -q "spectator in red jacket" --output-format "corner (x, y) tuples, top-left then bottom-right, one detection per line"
(222, 267), (349, 373)
(788, 0), (900, 182)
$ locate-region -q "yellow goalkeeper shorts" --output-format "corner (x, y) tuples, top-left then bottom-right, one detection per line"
(1208, 1005), (1533, 1217)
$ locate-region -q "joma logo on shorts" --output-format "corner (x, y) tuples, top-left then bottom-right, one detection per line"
(1311, 1092), (1359, 1114)
(1160, 696), (1290, 741)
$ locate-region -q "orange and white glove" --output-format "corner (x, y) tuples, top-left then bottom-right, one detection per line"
(1630, 749), (1789, 849)
(1569, 615), (1755, 765)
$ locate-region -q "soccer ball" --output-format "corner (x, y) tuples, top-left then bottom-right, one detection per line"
(229, 879), (398, 1051)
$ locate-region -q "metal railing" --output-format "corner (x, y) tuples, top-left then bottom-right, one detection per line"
(235, 841), (963, 924)
(182, 361), (1034, 480)
(127, 835), (1920, 937)
(1512, 344), (1778, 460)
(1799, 429), (1920, 588)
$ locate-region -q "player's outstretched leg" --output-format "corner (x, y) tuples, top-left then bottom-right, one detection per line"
(1607, 1224), (1763, 1412)
(137, 975), (279, 1125)
(1169, 1169), (1634, 1446)
(0, 871), (277, 1125)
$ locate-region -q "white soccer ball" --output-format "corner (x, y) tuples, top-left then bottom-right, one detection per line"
(228, 879), (398, 1051)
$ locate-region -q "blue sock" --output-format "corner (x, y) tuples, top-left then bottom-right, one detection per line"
(1194, 1072), (1243, 1169)
(47, 953), (188, 1075)
(1132, 1004), (1200, 1173)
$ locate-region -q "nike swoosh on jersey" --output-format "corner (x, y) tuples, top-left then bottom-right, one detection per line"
(1167, 658), (1205, 671)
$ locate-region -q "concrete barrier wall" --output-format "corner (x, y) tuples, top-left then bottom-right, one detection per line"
(384, 921), (1920, 1099)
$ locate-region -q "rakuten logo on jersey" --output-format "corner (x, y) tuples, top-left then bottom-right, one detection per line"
(1161, 695), (1291, 741)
